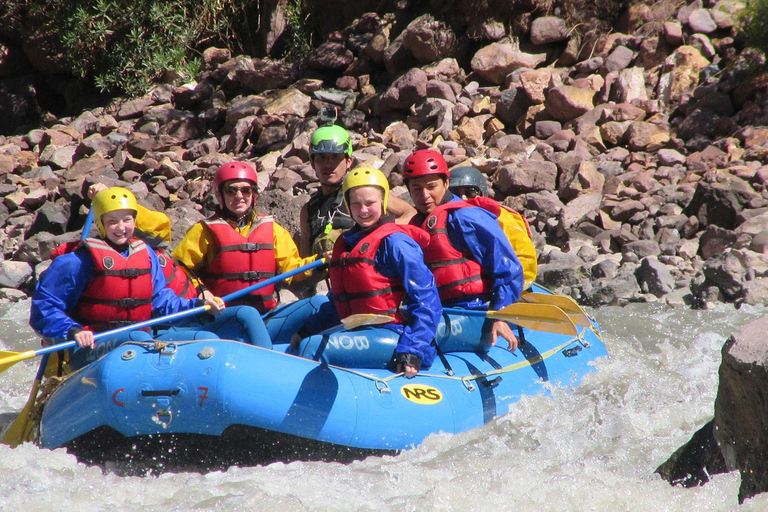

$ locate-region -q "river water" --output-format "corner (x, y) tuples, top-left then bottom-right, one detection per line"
(0, 298), (766, 511)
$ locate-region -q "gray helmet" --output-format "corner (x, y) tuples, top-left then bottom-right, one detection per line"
(449, 167), (488, 197)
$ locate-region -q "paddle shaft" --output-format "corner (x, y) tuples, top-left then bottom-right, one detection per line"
(9, 257), (327, 364)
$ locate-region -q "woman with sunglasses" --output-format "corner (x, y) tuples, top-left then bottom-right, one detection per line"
(171, 162), (320, 347)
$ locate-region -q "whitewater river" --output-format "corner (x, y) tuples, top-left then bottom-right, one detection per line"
(1, 298), (767, 511)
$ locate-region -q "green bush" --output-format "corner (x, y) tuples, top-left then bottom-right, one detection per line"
(740, 0), (768, 58)
(0, 0), (257, 97)
(0, 0), (315, 97)
(60, 0), (198, 96)
(283, 0), (312, 61)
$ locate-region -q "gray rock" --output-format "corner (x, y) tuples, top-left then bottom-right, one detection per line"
(702, 252), (746, 300)
(402, 15), (459, 64)
(585, 268), (641, 306)
(0, 260), (33, 288)
(591, 258), (619, 279)
(635, 256), (675, 297)
(601, 46), (634, 75)
(687, 9), (717, 34)
(530, 16), (569, 45)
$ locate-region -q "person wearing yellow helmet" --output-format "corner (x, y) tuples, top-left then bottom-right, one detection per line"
(290, 167), (441, 377)
(30, 187), (224, 373)
(299, 123), (416, 258)
(86, 182), (200, 299)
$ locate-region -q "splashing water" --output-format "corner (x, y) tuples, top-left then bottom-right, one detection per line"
(1, 299), (766, 511)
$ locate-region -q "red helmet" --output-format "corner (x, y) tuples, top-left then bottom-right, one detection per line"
(403, 149), (449, 181)
(214, 161), (259, 205)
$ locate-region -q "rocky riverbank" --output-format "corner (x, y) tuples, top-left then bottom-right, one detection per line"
(1, 0), (767, 308)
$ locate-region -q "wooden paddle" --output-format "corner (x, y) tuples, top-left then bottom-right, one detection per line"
(443, 302), (578, 336)
(2, 209), (95, 447)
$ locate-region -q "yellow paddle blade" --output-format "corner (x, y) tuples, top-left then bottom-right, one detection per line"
(0, 349), (37, 374)
(1, 376), (42, 447)
(340, 314), (395, 329)
(521, 292), (592, 327)
(490, 303), (577, 336)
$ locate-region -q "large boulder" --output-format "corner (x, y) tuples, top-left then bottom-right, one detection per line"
(715, 315), (768, 503)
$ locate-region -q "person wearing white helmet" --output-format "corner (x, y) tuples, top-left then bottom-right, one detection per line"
(448, 167), (538, 290)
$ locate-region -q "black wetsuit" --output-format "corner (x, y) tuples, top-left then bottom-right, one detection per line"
(307, 188), (355, 250)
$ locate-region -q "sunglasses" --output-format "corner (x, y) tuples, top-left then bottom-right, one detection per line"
(224, 185), (255, 196)
(451, 187), (481, 199)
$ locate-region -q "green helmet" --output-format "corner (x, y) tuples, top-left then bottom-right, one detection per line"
(310, 125), (352, 157)
(449, 167), (488, 197)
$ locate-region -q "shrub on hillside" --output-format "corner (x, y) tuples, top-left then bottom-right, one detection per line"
(0, 0), (312, 97)
(61, 0), (198, 96)
(740, 0), (768, 58)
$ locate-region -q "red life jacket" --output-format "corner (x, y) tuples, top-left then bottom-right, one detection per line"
(417, 201), (493, 303)
(75, 238), (154, 331)
(329, 223), (429, 322)
(201, 214), (277, 312)
(156, 248), (198, 299)
(50, 240), (81, 260)
(53, 240), (198, 300)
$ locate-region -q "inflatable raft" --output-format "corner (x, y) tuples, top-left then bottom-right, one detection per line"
(38, 286), (607, 468)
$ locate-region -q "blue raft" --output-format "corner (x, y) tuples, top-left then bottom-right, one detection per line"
(39, 287), (607, 466)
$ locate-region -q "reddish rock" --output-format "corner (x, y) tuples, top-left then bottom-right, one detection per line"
(545, 85), (595, 122)
(471, 43), (546, 84)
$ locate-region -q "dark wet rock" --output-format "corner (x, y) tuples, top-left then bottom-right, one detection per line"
(715, 315), (768, 502)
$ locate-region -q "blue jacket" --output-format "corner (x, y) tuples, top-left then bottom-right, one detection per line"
(336, 225), (441, 368)
(30, 244), (200, 342)
(442, 196), (524, 311)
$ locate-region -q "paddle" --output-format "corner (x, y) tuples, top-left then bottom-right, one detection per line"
(520, 291), (592, 327)
(341, 314), (395, 329)
(1, 209), (96, 447)
(0, 257), (327, 375)
(443, 302), (577, 336)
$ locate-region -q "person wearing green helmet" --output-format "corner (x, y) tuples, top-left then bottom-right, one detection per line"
(299, 123), (416, 257)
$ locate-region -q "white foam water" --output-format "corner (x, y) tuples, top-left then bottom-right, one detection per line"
(1, 299), (767, 511)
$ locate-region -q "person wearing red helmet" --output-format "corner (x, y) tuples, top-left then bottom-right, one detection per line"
(403, 149), (524, 351)
(172, 161), (320, 347)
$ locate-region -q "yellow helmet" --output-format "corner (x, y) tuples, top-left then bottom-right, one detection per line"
(92, 187), (138, 237)
(342, 167), (390, 213)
